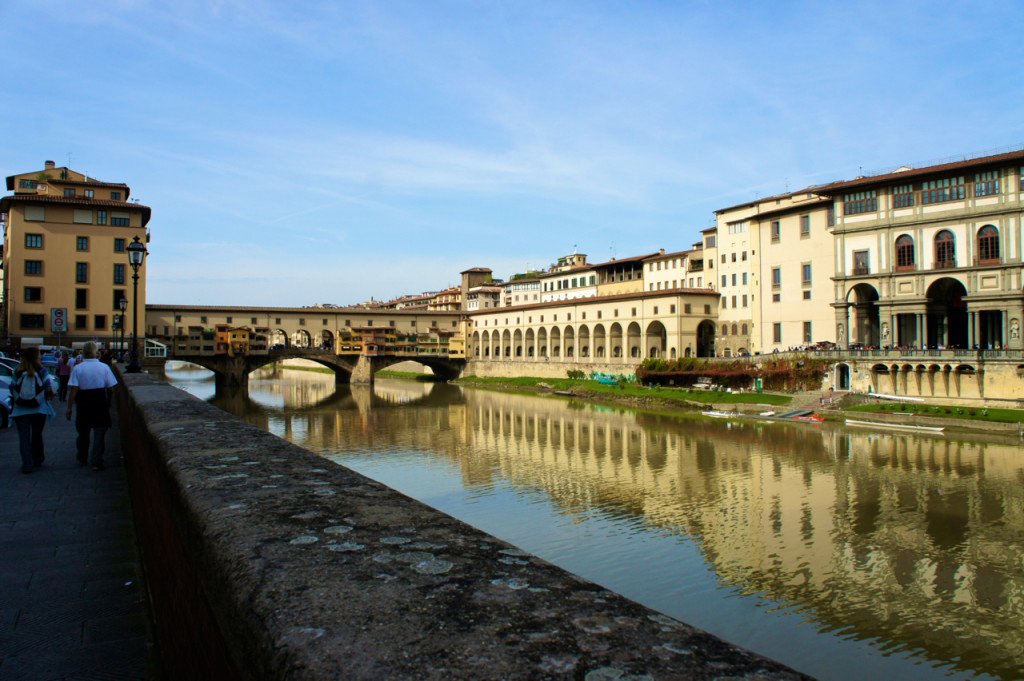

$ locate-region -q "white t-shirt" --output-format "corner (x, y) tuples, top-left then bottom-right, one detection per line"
(69, 359), (118, 390)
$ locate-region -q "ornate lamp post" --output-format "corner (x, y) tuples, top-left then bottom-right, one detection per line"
(118, 296), (128, 361)
(125, 236), (148, 373)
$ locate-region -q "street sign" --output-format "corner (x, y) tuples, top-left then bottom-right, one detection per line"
(51, 307), (68, 333)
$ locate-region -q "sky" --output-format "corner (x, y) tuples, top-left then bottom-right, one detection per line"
(3, 1), (1024, 306)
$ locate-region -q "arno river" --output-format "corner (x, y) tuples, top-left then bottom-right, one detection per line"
(163, 363), (1024, 681)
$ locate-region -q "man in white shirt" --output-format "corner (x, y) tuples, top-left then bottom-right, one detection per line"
(65, 342), (119, 471)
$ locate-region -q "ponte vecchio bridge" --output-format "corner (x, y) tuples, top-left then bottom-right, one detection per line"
(144, 304), (466, 387)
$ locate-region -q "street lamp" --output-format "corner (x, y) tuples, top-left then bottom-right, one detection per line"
(118, 296), (128, 362)
(126, 235), (148, 373)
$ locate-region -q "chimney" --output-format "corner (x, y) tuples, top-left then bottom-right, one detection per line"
(44, 160), (55, 170)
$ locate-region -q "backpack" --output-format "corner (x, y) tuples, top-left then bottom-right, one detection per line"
(14, 372), (44, 408)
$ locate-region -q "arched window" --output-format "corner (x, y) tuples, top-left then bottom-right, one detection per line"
(978, 225), (1000, 264)
(721, 324), (728, 336)
(934, 230), (955, 268)
(895, 235), (915, 270)
(741, 323), (748, 335)
(731, 323), (738, 336)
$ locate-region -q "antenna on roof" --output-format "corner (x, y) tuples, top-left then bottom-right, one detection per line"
(67, 152), (72, 168)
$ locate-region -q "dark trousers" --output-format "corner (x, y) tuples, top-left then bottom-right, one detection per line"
(58, 375), (70, 401)
(14, 414), (46, 471)
(75, 422), (109, 467)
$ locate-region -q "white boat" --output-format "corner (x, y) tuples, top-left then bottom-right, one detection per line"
(870, 393), (925, 403)
(702, 410), (736, 418)
(845, 419), (944, 433)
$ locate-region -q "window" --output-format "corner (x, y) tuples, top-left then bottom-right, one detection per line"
(74, 210), (92, 224)
(94, 315), (107, 330)
(25, 206), (45, 221)
(773, 323), (782, 343)
(706, 235), (716, 248)
(24, 287), (42, 302)
(731, 273), (737, 286)
(75, 315), (87, 330)
(110, 191), (122, 200)
(684, 304), (692, 314)
(853, 250), (870, 275)
(251, 317), (258, 324)
(653, 306), (659, 314)
(21, 314), (45, 329)
(977, 225), (999, 264)
(670, 305), (676, 313)
(921, 176), (964, 204)
(704, 304), (711, 314)
(803, 321), (812, 344)
(111, 213), (130, 226)
(721, 275), (727, 287)
(772, 293), (781, 302)
(75, 262), (88, 283)
(771, 220), (780, 241)
(844, 190), (877, 215)
(201, 316), (208, 323)
(75, 289), (88, 309)
(731, 296), (736, 308)
(731, 253), (737, 262)
(731, 323), (738, 336)
(802, 290), (811, 300)
(742, 272), (748, 285)
(742, 295), (748, 307)
(721, 255), (726, 264)
(24, 260), (42, 275)
(771, 267), (781, 288)
(741, 251), (747, 261)
(226, 316), (233, 324)
(827, 205), (835, 226)
(802, 263), (812, 284)
(741, 323), (748, 335)
(76, 236), (89, 251)
(895, 235), (915, 270)
(85, 189), (94, 199)
(722, 324), (729, 336)
(322, 319), (328, 326)
(800, 215), (810, 237)
(893, 183), (914, 208)
(18, 179), (37, 189)
(114, 238), (125, 252)
(975, 170), (999, 197)
(275, 318), (281, 324)
(63, 188), (76, 197)
(299, 319), (306, 326)
(25, 233), (43, 248)
(934, 230), (956, 268)
(97, 210), (107, 225)
(113, 290), (126, 308)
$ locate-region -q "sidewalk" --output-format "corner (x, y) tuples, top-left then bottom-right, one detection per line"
(0, 401), (157, 680)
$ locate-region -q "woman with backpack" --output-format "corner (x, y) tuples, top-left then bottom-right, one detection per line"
(10, 347), (56, 473)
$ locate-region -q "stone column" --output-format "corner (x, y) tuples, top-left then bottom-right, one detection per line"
(351, 355), (376, 384)
(967, 311), (975, 350)
(834, 303), (850, 349)
(1000, 309), (1008, 349)
(915, 314), (924, 349)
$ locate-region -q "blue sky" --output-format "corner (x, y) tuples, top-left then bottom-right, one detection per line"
(4, 1), (1024, 306)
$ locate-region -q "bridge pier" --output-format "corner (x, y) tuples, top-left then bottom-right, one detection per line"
(350, 355), (376, 385)
(214, 357), (250, 390)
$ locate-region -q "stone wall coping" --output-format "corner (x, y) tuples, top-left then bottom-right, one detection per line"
(122, 373), (809, 680)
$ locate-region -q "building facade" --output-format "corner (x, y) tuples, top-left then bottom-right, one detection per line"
(819, 151), (1024, 351)
(1, 160), (151, 346)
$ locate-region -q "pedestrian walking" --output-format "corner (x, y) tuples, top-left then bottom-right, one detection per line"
(72, 349), (85, 366)
(57, 351), (72, 402)
(65, 342), (118, 471)
(9, 347), (56, 473)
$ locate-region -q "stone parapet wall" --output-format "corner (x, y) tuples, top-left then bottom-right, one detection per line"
(466, 359), (638, 380)
(117, 372), (807, 680)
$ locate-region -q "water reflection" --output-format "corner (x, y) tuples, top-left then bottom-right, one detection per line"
(162, 364), (1024, 681)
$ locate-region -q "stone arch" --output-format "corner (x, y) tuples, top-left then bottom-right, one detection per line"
(578, 324), (591, 358)
(472, 331), (481, 357)
(538, 327), (548, 357)
(645, 320), (667, 358)
(626, 322), (642, 359)
(270, 329), (288, 349)
(846, 283), (880, 347)
(610, 323), (623, 358)
(490, 330), (500, 359)
(564, 325), (576, 358)
(525, 328), (535, 357)
(481, 330), (491, 357)
(696, 320), (715, 358)
(925, 277), (968, 349)
(513, 329), (523, 357)
(502, 329), (512, 358)
(551, 326), (562, 358)
(291, 329), (311, 349)
(320, 329), (334, 351)
(593, 324), (606, 358)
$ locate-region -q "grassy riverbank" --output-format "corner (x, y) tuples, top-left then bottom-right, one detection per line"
(845, 402), (1024, 424)
(453, 375), (792, 407)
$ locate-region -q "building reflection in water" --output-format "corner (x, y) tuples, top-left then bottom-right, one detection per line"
(164, 364), (1024, 681)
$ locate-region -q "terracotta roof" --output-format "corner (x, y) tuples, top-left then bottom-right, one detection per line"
(700, 227), (717, 234)
(537, 265), (592, 278)
(47, 177), (130, 192)
(713, 188), (813, 215)
(642, 249), (692, 262)
(460, 267), (492, 274)
(467, 287), (719, 316)
(813, 149), (1024, 194)
(591, 252), (660, 268)
(0, 193), (151, 227)
(747, 196), (832, 222)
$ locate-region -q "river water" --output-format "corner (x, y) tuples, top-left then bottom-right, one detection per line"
(163, 364), (1024, 681)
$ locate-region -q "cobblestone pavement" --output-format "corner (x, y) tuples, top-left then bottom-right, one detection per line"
(0, 401), (158, 680)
